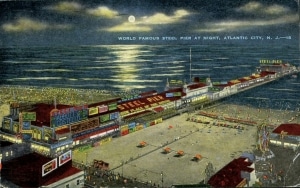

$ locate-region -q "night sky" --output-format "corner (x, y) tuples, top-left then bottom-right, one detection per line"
(0, 0), (298, 46)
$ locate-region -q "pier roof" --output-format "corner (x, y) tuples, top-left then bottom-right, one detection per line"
(272, 124), (300, 136)
(118, 88), (184, 113)
(187, 82), (207, 90)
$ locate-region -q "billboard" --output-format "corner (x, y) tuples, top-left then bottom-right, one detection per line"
(42, 158), (57, 177)
(89, 107), (99, 116)
(109, 112), (119, 120)
(166, 93), (174, 97)
(22, 112), (36, 121)
(100, 114), (110, 123)
(58, 150), (72, 166)
(50, 105), (88, 128)
(88, 107), (99, 116)
(98, 105), (108, 113)
(22, 121), (32, 140)
(70, 118), (100, 133)
(108, 103), (118, 111)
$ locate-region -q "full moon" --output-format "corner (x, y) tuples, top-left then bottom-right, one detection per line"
(128, 15), (135, 23)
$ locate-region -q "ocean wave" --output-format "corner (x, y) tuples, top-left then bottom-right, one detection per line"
(268, 88), (298, 92)
(68, 78), (78, 81)
(112, 59), (151, 63)
(213, 66), (236, 69)
(79, 66), (119, 69)
(79, 77), (161, 83)
(201, 58), (214, 61)
(237, 65), (252, 68)
(244, 97), (270, 100)
(215, 57), (229, 60)
(148, 73), (182, 77)
(8, 77), (63, 81)
(111, 84), (147, 89)
(24, 69), (72, 72)
(152, 61), (185, 65)
(4, 60), (61, 64)
(291, 82), (300, 85)
(191, 68), (210, 71)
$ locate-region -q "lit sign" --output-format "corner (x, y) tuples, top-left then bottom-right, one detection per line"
(259, 59), (283, 64)
(50, 105), (88, 127)
(43, 126), (54, 141)
(118, 95), (165, 111)
(173, 92), (181, 97)
(70, 118), (99, 133)
(88, 107), (99, 116)
(110, 112), (119, 120)
(42, 158), (57, 177)
(166, 93), (174, 97)
(59, 150), (72, 166)
(98, 105), (108, 113)
(100, 114), (110, 123)
(22, 121), (30, 129)
(22, 112), (36, 121)
(108, 103), (118, 111)
(22, 121), (32, 140)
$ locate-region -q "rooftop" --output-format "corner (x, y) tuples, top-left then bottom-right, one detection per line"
(29, 103), (72, 127)
(208, 157), (254, 187)
(272, 123), (300, 136)
(1, 152), (81, 187)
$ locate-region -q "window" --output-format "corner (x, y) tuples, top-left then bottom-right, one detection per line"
(77, 180), (80, 185)
(65, 184), (69, 188)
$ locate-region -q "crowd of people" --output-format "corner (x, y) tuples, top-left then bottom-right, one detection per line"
(0, 85), (142, 106)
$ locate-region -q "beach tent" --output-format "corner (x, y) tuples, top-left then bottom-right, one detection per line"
(193, 154), (202, 161)
(139, 141), (147, 147)
(177, 150), (184, 156)
(163, 147), (171, 153)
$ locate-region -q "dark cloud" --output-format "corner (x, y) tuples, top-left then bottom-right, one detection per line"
(0, 0), (298, 46)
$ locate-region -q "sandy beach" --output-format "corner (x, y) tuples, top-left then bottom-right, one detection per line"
(0, 85), (117, 106)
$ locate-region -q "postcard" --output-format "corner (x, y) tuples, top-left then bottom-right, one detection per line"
(0, 1), (299, 188)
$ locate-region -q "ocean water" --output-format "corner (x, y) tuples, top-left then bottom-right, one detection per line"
(1, 44), (299, 110)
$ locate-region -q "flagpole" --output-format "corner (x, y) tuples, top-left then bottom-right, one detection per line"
(190, 47), (192, 83)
